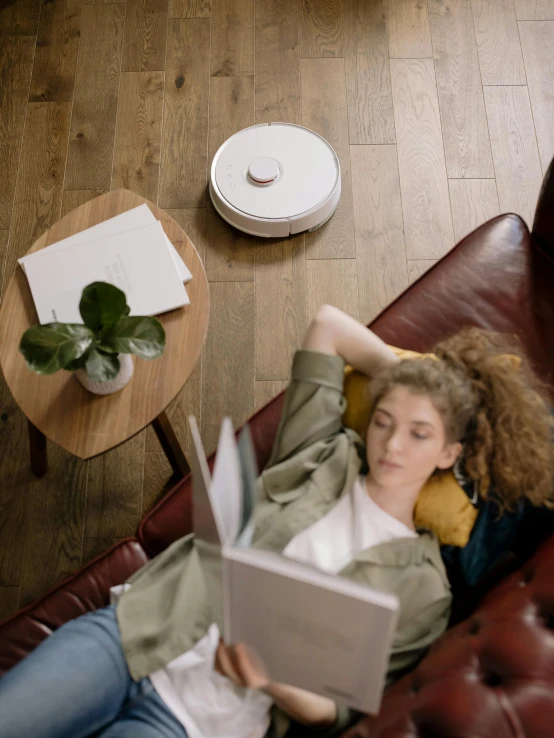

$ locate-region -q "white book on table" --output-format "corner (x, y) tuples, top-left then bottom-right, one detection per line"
(18, 205), (193, 283)
(24, 221), (190, 325)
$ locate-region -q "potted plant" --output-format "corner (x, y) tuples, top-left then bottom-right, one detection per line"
(19, 281), (166, 395)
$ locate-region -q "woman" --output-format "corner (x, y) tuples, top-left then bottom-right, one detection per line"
(1, 305), (553, 738)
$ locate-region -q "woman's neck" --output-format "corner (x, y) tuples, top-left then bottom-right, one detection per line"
(364, 475), (420, 531)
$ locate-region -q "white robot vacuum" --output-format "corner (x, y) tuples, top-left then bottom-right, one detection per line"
(209, 123), (341, 238)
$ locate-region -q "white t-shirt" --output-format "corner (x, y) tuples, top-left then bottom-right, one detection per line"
(111, 477), (417, 738)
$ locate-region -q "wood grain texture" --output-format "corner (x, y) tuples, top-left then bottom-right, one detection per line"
(255, 236), (307, 380)
(471, 0), (526, 85)
(254, 380), (287, 409)
(484, 85), (543, 228)
(19, 445), (87, 607)
(146, 356), (202, 451)
(205, 77), (255, 280)
(255, 0), (301, 124)
(211, 0), (254, 76)
(146, 207), (207, 453)
(204, 203), (257, 281)
(387, 0), (433, 58)
(0, 586), (20, 620)
(81, 537), (122, 566)
(0, 381), (29, 585)
(208, 75), (254, 165)
(121, 0), (168, 72)
(342, 0), (395, 144)
(448, 178), (500, 241)
(519, 21), (554, 172)
(0, 0), (40, 35)
(111, 71), (164, 200)
(201, 282), (255, 454)
(170, 0), (211, 16)
(390, 59), (454, 260)
(65, 3), (125, 190)
(0, 36), (35, 229)
(408, 259), (438, 284)
(29, 0), (83, 102)
(299, 0), (343, 58)
(159, 18), (210, 208)
(350, 145), (409, 324)
(0, 230), (7, 299)
(306, 259), (359, 321)
(61, 189), (106, 217)
(301, 58), (355, 259)
(142, 451), (176, 514)
(0, 191), (210, 460)
(428, 0), (494, 178)
(85, 432), (145, 538)
(514, 0), (554, 18)
(5, 102), (72, 286)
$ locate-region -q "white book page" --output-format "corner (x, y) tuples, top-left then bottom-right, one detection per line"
(19, 205), (192, 283)
(188, 415), (226, 546)
(24, 221), (188, 324)
(211, 418), (243, 546)
(223, 547), (398, 714)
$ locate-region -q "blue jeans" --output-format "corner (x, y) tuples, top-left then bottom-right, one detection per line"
(0, 604), (188, 738)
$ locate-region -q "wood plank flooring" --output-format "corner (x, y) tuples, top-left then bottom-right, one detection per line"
(0, 0), (552, 620)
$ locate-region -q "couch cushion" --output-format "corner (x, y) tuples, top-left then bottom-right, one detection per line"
(139, 214), (554, 557)
(0, 538), (149, 676)
(340, 533), (554, 738)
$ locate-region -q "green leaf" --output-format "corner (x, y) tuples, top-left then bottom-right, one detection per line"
(85, 348), (120, 381)
(65, 352), (90, 371)
(19, 323), (94, 375)
(102, 316), (165, 359)
(79, 282), (128, 334)
(96, 343), (118, 355)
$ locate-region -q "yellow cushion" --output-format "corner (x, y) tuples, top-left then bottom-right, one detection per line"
(342, 346), (475, 546)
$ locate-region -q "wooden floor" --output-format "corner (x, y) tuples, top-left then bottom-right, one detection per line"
(0, 0), (552, 621)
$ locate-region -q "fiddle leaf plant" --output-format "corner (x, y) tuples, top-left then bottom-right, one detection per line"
(19, 281), (166, 382)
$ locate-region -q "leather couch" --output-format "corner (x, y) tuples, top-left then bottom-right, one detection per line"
(1, 160), (553, 738)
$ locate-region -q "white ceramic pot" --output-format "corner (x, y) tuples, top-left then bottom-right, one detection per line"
(75, 353), (134, 395)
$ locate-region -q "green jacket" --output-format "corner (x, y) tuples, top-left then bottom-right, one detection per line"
(116, 350), (452, 737)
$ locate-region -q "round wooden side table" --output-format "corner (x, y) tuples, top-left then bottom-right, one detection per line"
(0, 189), (210, 478)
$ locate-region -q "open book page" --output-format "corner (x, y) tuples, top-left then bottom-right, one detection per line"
(189, 416), (226, 546)
(210, 418), (244, 546)
(235, 425), (258, 548)
(223, 547), (398, 714)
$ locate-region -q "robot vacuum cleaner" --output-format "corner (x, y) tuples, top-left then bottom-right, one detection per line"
(209, 123), (341, 238)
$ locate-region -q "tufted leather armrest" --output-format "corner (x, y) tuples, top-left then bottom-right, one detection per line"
(340, 534), (554, 738)
(0, 539), (149, 676)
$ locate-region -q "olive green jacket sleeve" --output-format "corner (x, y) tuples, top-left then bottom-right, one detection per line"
(265, 349), (349, 464)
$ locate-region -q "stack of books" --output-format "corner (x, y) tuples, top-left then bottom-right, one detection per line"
(19, 205), (192, 325)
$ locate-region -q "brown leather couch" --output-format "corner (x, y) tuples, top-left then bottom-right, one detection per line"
(1, 160), (553, 738)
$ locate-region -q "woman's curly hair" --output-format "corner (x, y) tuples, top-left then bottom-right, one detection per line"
(370, 328), (554, 513)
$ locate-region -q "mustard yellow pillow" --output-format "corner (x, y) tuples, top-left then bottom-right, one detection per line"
(342, 346), (477, 547)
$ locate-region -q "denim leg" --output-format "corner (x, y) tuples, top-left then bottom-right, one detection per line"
(96, 678), (188, 738)
(0, 605), (133, 738)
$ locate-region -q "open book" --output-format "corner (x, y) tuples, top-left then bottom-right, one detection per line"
(188, 417), (399, 714)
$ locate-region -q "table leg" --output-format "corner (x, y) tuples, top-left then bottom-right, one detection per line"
(151, 411), (191, 478)
(28, 420), (48, 477)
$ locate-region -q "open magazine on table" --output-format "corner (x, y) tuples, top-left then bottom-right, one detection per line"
(188, 416), (399, 715)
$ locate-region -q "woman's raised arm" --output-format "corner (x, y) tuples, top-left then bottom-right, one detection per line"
(303, 305), (399, 377)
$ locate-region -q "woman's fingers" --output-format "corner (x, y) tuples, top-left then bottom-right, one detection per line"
(215, 641), (270, 689)
(215, 641), (246, 687)
(233, 643), (270, 689)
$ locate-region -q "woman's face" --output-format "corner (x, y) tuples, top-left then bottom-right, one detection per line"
(366, 385), (462, 488)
